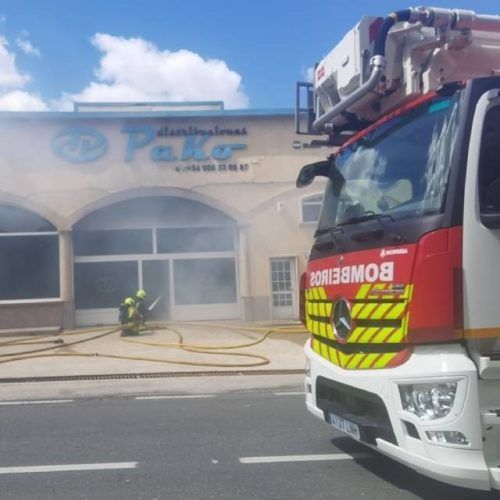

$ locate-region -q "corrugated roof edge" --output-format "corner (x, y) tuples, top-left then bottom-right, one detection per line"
(0, 108), (294, 119)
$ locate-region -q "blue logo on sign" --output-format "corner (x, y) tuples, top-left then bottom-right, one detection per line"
(52, 127), (108, 163)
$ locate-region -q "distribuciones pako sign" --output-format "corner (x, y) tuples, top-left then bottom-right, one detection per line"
(51, 123), (249, 174)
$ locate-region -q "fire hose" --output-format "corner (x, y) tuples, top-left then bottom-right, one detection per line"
(0, 322), (307, 369)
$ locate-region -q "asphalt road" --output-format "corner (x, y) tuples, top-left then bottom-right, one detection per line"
(0, 390), (497, 500)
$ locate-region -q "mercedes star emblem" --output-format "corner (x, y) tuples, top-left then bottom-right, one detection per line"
(332, 298), (352, 341)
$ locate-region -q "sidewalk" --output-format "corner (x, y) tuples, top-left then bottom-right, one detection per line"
(0, 321), (308, 400)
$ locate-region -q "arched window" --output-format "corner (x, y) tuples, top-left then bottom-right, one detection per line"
(0, 205), (60, 300)
(301, 194), (323, 223)
(72, 196), (238, 325)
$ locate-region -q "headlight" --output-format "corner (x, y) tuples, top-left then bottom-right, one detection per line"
(399, 382), (457, 420)
(426, 431), (469, 446)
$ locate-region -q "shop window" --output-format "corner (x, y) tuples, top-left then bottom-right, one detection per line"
(0, 205), (59, 301)
(74, 261), (138, 309)
(174, 258), (237, 305)
(0, 235), (60, 300)
(74, 229), (153, 256)
(0, 205), (54, 233)
(301, 195), (323, 223)
(157, 227), (234, 254)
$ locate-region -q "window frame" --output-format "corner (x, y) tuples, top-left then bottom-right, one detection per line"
(0, 231), (61, 303)
(300, 193), (324, 224)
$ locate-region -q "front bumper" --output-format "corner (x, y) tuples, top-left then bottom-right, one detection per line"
(305, 341), (499, 491)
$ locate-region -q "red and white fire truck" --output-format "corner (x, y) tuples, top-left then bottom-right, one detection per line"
(296, 6), (500, 490)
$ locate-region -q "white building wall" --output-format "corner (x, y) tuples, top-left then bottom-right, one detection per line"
(0, 110), (328, 328)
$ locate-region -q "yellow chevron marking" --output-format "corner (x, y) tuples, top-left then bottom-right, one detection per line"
(354, 302), (378, 319)
(312, 340), (404, 370)
(351, 303), (365, 317)
(352, 327), (379, 343)
(355, 284), (372, 299)
(371, 303), (393, 319)
(372, 353), (395, 369)
(386, 327), (405, 343)
(385, 302), (406, 319)
(311, 338), (319, 354)
(311, 320), (320, 336)
(358, 353), (379, 369)
(316, 321), (322, 338)
(326, 323), (334, 339)
(318, 287), (327, 300)
(328, 347), (339, 366)
(348, 327), (365, 343)
(318, 321), (326, 338)
(306, 302), (314, 316)
(335, 350), (348, 368)
(325, 303), (333, 316)
(318, 302), (326, 317)
(320, 342), (329, 359)
(369, 328), (394, 344)
(348, 353), (366, 369)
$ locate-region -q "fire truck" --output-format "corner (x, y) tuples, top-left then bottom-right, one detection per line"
(295, 6), (500, 490)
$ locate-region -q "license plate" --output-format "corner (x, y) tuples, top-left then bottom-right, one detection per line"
(326, 412), (360, 440)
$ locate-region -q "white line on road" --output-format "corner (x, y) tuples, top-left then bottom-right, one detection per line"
(135, 394), (215, 400)
(0, 399), (74, 406)
(273, 391), (305, 396)
(0, 462), (138, 474)
(239, 453), (372, 464)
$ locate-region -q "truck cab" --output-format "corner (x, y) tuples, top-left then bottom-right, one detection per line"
(297, 7), (500, 491)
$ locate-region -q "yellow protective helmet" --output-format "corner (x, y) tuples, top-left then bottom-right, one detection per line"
(124, 297), (135, 306)
(136, 289), (147, 299)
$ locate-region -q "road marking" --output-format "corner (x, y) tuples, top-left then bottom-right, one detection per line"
(0, 462), (138, 474)
(273, 391), (304, 396)
(135, 394), (215, 400)
(0, 399), (74, 406)
(239, 453), (372, 464)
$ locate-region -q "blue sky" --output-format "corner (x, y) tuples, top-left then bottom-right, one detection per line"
(0, 0), (499, 110)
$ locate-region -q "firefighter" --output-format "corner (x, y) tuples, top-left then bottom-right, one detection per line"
(119, 296), (137, 337)
(135, 289), (148, 329)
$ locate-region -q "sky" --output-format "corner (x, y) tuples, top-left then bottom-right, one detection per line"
(0, 0), (499, 111)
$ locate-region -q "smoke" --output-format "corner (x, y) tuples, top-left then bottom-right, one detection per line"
(73, 197), (238, 319)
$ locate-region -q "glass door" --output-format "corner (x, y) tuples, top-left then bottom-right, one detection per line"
(142, 260), (170, 321)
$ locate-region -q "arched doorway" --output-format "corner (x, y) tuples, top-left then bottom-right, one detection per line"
(73, 196), (239, 325)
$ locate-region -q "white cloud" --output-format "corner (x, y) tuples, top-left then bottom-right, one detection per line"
(60, 33), (248, 109)
(0, 90), (47, 111)
(15, 31), (41, 57)
(0, 35), (47, 110)
(0, 36), (29, 88)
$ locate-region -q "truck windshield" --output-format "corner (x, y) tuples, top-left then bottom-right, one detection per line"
(318, 92), (461, 230)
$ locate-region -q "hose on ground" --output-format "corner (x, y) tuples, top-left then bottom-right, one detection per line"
(0, 321), (307, 369)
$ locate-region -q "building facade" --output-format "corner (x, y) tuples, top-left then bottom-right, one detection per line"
(0, 102), (327, 331)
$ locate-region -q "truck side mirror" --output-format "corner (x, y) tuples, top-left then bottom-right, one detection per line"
(296, 160), (331, 188)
